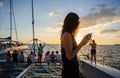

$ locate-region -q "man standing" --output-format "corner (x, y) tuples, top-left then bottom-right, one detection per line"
(38, 43), (45, 65)
(89, 39), (97, 64)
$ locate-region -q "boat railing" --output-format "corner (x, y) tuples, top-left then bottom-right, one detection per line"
(16, 63), (34, 78)
(77, 54), (120, 78)
(78, 53), (112, 66)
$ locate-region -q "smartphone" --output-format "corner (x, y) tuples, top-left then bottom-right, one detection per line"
(87, 33), (92, 39)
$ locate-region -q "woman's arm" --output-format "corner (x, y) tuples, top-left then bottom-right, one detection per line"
(62, 32), (91, 60)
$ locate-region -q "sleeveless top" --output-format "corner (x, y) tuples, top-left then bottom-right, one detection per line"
(38, 46), (44, 54)
(61, 34), (80, 78)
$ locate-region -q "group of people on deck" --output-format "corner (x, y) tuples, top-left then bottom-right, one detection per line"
(6, 49), (35, 65)
(44, 50), (61, 66)
(6, 42), (61, 66)
(7, 50), (25, 64)
(37, 42), (61, 66)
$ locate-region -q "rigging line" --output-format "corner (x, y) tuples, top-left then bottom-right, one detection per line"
(25, 39), (60, 52)
(26, 39), (60, 52)
(24, 39), (33, 44)
(11, 0), (18, 41)
(37, 39), (60, 51)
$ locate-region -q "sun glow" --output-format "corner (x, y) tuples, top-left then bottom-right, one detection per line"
(75, 34), (82, 45)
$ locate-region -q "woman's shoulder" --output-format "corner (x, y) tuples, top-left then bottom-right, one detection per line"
(62, 32), (72, 39)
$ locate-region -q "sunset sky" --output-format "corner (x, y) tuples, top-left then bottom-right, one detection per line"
(0, 0), (120, 45)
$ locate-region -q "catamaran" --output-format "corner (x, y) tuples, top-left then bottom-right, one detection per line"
(0, 0), (28, 55)
(0, 37), (28, 55)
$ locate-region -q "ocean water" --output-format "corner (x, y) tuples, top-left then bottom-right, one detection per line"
(25, 44), (120, 70)
(79, 45), (120, 70)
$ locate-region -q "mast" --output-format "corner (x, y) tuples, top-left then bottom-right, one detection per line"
(10, 0), (12, 43)
(31, 0), (35, 54)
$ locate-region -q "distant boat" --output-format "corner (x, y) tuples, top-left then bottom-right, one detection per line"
(0, 37), (28, 54)
(0, 0), (28, 54)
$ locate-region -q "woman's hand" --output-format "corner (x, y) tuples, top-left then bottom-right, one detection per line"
(79, 34), (92, 46)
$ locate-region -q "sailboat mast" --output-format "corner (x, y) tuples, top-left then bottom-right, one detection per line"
(31, 0), (35, 54)
(10, 0), (12, 42)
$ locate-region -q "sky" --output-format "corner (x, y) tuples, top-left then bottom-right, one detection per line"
(0, 0), (120, 45)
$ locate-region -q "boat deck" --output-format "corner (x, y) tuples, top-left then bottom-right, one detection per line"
(1, 54), (120, 78)
(1, 60), (120, 78)
(0, 62), (28, 78)
(0, 54), (80, 78)
(21, 63), (62, 78)
(0, 61), (85, 78)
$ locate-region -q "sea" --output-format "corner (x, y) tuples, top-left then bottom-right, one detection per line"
(24, 44), (120, 70)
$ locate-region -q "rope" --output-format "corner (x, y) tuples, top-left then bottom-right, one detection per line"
(11, 0), (18, 41)
(25, 38), (60, 52)
(37, 39), (61, 52)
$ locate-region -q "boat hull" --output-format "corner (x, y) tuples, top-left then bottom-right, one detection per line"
(0, 46), (28, 54)
(79, 59), (120, 78)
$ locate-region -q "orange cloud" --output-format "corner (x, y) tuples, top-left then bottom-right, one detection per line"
(100, 29), (120, 34)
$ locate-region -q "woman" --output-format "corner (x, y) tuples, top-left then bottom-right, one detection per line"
(44, 51), (50, 66)
(61, 12), (91, 78)
(50, 51), (56, 65)
(28, 51), (35, 63)
(89, 39), (97, 64)
(18, 52), (24, 63)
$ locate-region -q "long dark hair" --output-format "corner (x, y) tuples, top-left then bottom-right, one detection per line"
(61, 12), (79, 37)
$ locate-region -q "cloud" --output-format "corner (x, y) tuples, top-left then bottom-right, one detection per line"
(80, 3), (120, 28)
(0, 2), (4, 7)
(49, 12), (59, 16)
(116, 35), (120, 37)
(97, 3), (107, 9)
(100, 29), (120, 34)
(45, 26), (61, 33)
